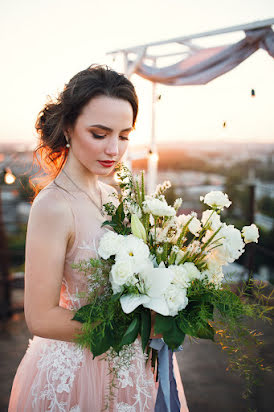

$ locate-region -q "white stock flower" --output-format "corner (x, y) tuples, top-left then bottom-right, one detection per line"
(98, 230), (124, 259)
(201, 210), (222, 231)
(142, 196), (176, 217)
(173, 198), (183, 210)
(200, 191), (231, 210)
(129, 203), (142, 218)
(164, 284), (188, 316)
(242, 224), (259, 244)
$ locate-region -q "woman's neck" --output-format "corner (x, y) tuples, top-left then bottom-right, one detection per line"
(60, 156), (100, 195)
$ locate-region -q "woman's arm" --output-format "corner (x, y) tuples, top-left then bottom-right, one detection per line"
(24, 190), (83, 342)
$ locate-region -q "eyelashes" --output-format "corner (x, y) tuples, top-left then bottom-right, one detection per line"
(91, 132), (129, 141)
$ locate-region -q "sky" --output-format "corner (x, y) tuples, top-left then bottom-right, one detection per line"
(1, 0), (274, 147)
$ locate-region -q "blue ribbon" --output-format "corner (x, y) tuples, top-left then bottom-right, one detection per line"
(149, 338), (183, 412)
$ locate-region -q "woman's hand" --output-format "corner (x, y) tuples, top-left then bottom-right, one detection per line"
(150, 310), (163, 339)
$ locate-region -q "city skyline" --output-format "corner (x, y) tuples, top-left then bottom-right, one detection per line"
(1, 0), (274, 145)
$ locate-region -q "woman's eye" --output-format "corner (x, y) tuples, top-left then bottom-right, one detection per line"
(91, 132), (129, 141)
(91, 132), (106, 139)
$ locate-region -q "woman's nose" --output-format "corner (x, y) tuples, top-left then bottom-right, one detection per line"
(105, 136), (119, 157)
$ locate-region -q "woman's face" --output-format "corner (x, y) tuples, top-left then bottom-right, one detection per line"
(67, 95), (133, 176)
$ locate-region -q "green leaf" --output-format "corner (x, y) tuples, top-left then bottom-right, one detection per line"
(140, 310), (151, 352)
(155, 314), (186, 350)
(154, 314), (173, 334)
(101, 221), (118, 228)
(119, 315), (140, 348)
(116, 202), (125, 222)
(90, 324), (112, 358)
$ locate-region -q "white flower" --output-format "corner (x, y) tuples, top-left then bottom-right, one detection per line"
(110, 259), (134, 289)
(175, 249), (186, 265)
(242, 224), (259, 244)
(169, 265), (191, 288)
(98, 230), (124, 259)
(129, 203), (142, 218)
(142, 196), (176, 217)
(123, 177), (130, 184)
(141, 266), (175, 316)
(164, 284), (188, 316)
(200, 191), (231, 210)
(173, 198), (183, 210)
(154, 181), (171, 197)
(176, 214), (202, 236)
(201, 210), (222, 231)
(116, 234), (150, 264)
(202, 260), (224, 288)
(120, 294), (150, 313)
(170, 262), (201, 287)
(204, 224), (245, 265)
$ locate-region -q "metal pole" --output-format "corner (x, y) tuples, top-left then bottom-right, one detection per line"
(122, 52), (132, 171)
(245, 168), (256, 293)
(147, 58), (158, 194)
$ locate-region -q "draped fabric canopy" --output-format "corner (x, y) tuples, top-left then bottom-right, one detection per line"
(129, 26), (274, 85)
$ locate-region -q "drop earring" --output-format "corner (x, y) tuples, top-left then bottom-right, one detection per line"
(65, 135), (70, 148)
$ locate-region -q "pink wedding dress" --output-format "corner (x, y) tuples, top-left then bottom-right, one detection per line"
(8, 180), (189, 412)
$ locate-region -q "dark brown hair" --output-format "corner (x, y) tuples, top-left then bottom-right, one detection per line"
(32, 64), (139, 195)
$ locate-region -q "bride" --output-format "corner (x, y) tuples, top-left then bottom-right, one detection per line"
(8, 64), (189, 411)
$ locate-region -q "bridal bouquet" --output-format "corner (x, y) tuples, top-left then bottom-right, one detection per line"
(72, 163), (264, 360)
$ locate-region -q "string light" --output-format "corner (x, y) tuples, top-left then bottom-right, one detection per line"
(3, 168), (16, 185)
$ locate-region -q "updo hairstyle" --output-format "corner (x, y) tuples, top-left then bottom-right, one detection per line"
(32, 64), (138, 193)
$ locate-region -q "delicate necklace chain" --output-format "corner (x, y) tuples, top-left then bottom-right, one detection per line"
(62, 169), (105, 216)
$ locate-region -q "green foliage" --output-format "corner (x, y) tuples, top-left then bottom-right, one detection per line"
(101, 202), (131, 235)
(154, 315), (186, 350)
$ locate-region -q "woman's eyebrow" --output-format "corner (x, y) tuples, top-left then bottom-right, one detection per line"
(88, 124), (133, 132)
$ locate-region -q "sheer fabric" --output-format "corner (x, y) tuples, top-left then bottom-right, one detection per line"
(9, 181), (189, 411)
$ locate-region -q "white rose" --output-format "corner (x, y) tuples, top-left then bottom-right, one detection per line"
(242, 224), (259, 244)
(200, 191), (231, 210)
(169, 264), (191, 288)
(170, 262), (201, 287)
(182, 262), (202, 281)
(98, 230), (123, 259)
(201, 210), (222, 231)
(165, 284), (188, 316)
(110, 259), (134, 287)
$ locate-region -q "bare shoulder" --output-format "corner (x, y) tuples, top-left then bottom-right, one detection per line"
(29, 187), (73, 234)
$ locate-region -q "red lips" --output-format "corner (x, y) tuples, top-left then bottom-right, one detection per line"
(98, 160), (115, 168)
